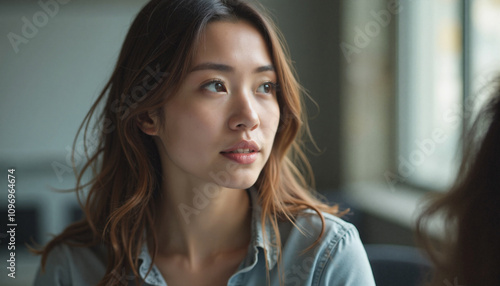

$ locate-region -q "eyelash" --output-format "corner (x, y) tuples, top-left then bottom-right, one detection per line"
(200, 79), (278, 94)
(257, 82), (278, 94)
(200, 79), (227, 93)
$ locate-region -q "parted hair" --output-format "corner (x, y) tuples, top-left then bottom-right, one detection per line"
(32, 0), (344, 285)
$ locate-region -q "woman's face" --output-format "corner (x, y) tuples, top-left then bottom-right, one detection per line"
(154, 20), (280, 189)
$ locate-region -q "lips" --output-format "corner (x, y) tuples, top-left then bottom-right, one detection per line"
(220, 140), (260, 153)
(226, 149), (254, 153)
(220, 140), (260, 164)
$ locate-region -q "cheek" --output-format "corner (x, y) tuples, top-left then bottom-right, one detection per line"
(163, 103), (219, 155)
(260, 102), (281, 146)
(266, 102), (281, 133)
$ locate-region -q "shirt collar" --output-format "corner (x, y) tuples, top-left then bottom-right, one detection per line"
(247, 187), (279, 269)
(137, 243), (166, 285)
(136, 187), (280, 284)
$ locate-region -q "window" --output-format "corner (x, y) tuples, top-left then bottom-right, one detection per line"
(397, 0), (500, 191)
(471, 0), (500, 111)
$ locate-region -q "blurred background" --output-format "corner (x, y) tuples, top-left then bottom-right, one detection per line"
(1, 0), (500, 284)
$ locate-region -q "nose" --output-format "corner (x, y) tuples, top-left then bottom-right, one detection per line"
(228, 91), (260, 131)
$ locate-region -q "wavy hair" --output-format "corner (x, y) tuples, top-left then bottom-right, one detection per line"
(415, 79), (500, 285)
(33, 0), (344, 285)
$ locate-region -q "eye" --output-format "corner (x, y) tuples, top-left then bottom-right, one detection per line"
(201, 80), (227, 93)
(256, 82), (277, 94)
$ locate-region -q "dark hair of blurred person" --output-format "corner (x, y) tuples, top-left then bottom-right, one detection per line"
(416, 79), (500, 285)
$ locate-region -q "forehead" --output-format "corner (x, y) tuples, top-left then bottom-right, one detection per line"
(192, 20), (273, 67)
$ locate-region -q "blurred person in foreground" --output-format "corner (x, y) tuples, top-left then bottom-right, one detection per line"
(416, 79), (500, 285)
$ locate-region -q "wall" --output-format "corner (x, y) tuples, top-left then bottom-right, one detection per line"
(0, 1), (150, 284)
(261, 0), (345, 190)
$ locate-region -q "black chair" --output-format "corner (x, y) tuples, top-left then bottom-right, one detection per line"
(364, 244), (431, 286)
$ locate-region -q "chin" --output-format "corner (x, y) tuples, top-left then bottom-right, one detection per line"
(224, 176), (259, 190)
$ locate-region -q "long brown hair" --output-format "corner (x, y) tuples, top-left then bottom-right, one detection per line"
(415, 79), (500, 285)
(33, 0), (343, 285)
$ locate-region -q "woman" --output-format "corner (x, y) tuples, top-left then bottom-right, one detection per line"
(33, 0), (375, 285)
(416, 80), (500, 285)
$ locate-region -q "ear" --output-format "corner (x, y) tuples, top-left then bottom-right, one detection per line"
(137, 111), (159, 136)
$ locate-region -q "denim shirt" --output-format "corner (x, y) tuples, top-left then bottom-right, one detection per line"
(34, 189), (375, 285)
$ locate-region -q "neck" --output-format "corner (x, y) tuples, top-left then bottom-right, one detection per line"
(153, 181), (252, 266)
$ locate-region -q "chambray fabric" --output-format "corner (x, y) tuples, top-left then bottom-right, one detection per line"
(34, 188), (375, 285)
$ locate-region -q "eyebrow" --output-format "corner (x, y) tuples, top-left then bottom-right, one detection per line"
(190, 62), (275, 73)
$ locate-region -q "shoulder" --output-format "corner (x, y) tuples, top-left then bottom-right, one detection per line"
(279, 210), (375, 285)
(283, 209), (358, 248)
(34, 242), (107, 286)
